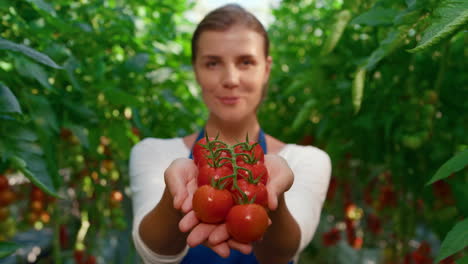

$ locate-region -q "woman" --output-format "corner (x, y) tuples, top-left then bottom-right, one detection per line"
(130, 4), (331, 264)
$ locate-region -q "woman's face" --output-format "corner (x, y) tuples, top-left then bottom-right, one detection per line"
(194, 26), (272, 123)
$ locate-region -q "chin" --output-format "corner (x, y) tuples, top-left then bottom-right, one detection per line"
(215, 110), (255, 125)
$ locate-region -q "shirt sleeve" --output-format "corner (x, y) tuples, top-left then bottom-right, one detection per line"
(281, 145), (332, 257)
(129, 138), (189, 264)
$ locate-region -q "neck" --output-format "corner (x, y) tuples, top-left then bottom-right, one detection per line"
(205, 114), (261, 145)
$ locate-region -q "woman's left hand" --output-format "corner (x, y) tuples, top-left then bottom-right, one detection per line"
(263, 154), (294, 211)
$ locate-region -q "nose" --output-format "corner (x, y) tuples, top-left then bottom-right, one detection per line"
(221, 65), (240, 89)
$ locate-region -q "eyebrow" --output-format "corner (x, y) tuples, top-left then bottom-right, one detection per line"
(200, 54), (256, 60)
(200, 55), (221, 60)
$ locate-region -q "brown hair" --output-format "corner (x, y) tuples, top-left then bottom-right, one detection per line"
(191, 4), (270, 63)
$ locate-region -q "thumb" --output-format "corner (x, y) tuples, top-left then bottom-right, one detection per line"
(267, 185), (279, 211)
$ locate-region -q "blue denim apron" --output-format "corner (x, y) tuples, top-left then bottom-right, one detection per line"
(183, 129), (293, 264)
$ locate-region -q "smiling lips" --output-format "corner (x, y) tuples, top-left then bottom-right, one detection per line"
(218, 96), (240, 105)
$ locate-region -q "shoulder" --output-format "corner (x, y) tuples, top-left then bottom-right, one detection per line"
(280, 144), (331, 170)
(265, 134), (286, 154)
(130, 137), (187, 159)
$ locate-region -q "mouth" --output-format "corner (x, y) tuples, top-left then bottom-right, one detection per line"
(218, 96), (240, 105)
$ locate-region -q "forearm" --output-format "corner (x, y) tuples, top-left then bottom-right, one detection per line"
(138, 188), (188, 255)
(254, 194), (301, 264)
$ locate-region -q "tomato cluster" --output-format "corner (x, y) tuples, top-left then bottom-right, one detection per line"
(192, 136), (270, 243)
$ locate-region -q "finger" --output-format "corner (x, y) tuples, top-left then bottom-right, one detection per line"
(208, 223), (229, 245)
(227, 239), (253, 255)
(181, 178), (198, 213)
(208, 242), (231, 258)
(186, 223), (216, 247)
(179, 211), (199, 233)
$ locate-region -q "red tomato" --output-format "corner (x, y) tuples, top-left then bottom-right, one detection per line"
(30, 187), (45, 201)
(226, 203), (269, 243)
(85, 255), (96, 264)
(74, 250), (85, 264)
(322, 227), (341, 247)
(193, 137), (230, 166)
(192, 137), (214, 166)
(192, 185), (234, 224)
(234, 141), (264, 163)
(237, 161), (268, 185)
(0, 207), (9, 221)
(0, 175), (8, 191)
(197, 163), (234, 189)
(231, 179), (268, 207)
(0, 189), (15, 207)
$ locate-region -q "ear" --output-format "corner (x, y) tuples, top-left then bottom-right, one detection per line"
(263, 56), (273, 85)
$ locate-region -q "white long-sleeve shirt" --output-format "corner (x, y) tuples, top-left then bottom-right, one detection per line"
(129, 137), (331, 264)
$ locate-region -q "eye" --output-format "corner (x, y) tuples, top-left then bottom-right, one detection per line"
(206, 61), (218, 68)
(242, 59), (253, 65)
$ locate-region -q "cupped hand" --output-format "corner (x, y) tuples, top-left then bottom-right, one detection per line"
(263, 154), (294, 211)
(179, 209), (253, 258)
(164, 158), (198, 213)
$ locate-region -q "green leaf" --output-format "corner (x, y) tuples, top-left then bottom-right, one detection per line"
(0, 241), (20, 258)
(0, 38), (62, 69)
(321, 10), (352, 55)
(365, 28), (407, 69)
(456, 255), (468, 264)
(435, 218), (468, 262)
(4, 127), (37, 142)
(394, 7), (423, 26)
(104, 88), (143, 106)
(406, 0), (416, 8)
(63, 56), (82, 92)
(108, 122), (132, 156)
(351, 6), (399, 26)
(452, 181), (468, 216)
(27, 95), (59, 134)
(352, 67), (366, 114)
(25, 0), (57, 17)
(426, 149), (468, 185)
(125, 53), (150, 72)
(9, 155), (59, 198)
(282, 79), (308, 97)
(0, 0), (9, 10)
(0, 83), (22, 114)
(62, 99), (98, 123)
(408, 0), (468, 53)
(15, 57), (54, 91)
(291, 99), (316, 131)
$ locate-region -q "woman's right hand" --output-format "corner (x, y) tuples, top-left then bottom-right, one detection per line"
(164, 158), (253, 258)
(164, 158), (198, 213)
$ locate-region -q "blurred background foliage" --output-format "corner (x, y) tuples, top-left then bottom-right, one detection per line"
(0, 0), (467, 263)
